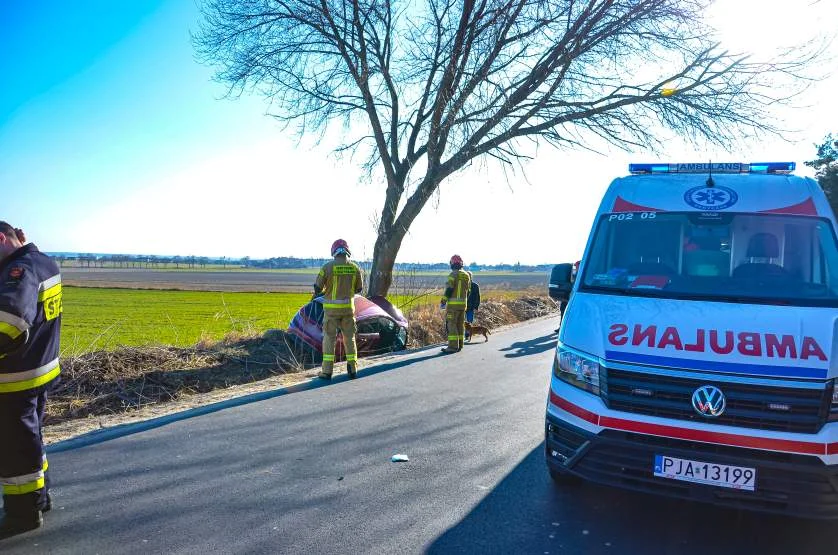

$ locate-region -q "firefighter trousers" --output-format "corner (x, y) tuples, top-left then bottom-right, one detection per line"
(446, 307), (465, 351)
(322, 311), (357, 376)
(0, 387), (51, 516)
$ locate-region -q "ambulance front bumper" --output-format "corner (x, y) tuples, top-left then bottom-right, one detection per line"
(546, 382), (838, 519)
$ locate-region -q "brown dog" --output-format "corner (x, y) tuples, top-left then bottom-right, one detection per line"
(464, 321), (490, 342)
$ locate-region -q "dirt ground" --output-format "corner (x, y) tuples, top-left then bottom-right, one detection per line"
(61, 267), (548, 292)
(44, 370), (317, 444)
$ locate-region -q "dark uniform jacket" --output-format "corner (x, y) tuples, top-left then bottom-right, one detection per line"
(0, 244), (62, 393)
(467, 281), (480, 311)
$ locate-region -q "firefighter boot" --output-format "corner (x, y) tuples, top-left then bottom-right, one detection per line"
(318, 356), (334, 380)
(0, 511), (43, 539)
(347, 362), (357, 379)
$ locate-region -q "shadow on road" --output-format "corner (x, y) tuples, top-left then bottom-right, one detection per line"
(354, 351), (442, 379)
(428, 442), (834, 555)
(48, 348), (442, 454)
(498, 333), (557, 359)
(15, 390), (506, 554)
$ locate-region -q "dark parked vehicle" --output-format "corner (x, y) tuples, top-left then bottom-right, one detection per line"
(287, 295), (409, 364)
(549, 260), (580, 305)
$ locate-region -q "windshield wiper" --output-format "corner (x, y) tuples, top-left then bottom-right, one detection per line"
(581, 285), (660, 297)
(582, 285), (771, 303)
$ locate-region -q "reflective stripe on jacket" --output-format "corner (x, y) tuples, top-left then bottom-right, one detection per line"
(444, 269), (471, 307)
(315, 258), (363, 313)
(0, 243), (62, 392)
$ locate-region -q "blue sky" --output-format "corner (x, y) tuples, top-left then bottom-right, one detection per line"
(1, 1), (277, 219)
(1, 0), (836, 265)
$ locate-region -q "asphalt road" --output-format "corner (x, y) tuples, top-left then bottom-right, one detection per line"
(3, 317), (834, 554)
(60, 268), (546, 292)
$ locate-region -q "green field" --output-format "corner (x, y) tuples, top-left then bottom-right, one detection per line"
(59, 286), (533, 355)
(61, 287), (312, 355)
(59, 287), (437, 355)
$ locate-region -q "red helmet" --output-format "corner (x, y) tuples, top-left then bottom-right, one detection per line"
(331, 239), (351, 257)
(449, 254), (463, 269)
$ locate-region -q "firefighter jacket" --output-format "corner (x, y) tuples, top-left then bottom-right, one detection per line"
(443, 269), (471, 308)
(0, 244), (62, 393)
(315, 257), (363, 315)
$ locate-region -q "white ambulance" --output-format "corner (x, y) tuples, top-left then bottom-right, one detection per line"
(546, 162), (838, 518)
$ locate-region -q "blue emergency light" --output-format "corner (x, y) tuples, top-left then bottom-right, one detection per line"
(628, 162), (795, 175)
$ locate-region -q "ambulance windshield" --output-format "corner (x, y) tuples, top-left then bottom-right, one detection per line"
(581, 212), (838, 307)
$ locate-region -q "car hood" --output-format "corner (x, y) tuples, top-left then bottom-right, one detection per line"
(287, 294), (409, 356)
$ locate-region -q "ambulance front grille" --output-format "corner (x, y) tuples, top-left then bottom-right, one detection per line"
(602, 368), (830, 434)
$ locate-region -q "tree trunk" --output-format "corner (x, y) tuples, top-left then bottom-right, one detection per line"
(367, 231), (404, 297)
(367, 174), (443, 297)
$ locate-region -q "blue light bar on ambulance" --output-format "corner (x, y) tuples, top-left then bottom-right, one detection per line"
(628, 162), (795, 175)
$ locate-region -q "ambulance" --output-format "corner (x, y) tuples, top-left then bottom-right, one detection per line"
(545, 162), (838, 518)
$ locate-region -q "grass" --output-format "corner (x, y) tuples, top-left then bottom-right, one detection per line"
(60, 287), (312, 355)
(48, 292), (555, 427)
(59, 285), (543, 355)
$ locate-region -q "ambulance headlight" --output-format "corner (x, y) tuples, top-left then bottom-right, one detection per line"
(554, 346), (601, 395)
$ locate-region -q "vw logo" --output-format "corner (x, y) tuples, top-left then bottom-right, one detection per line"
(684, 185), (738, 210)
(691, 385), (726, 417)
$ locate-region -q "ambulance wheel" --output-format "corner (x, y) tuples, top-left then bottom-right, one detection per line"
(549, 467), (580, 485)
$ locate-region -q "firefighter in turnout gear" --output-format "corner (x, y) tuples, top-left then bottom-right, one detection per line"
(314, 239), (363, 380)
(440, 255), (471, 354)
(0, 223), (62, 538)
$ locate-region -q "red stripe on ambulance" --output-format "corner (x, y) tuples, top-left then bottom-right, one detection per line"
(549, 390), (837, 456)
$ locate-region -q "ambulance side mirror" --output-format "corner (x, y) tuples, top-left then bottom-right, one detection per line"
(548, 263), (573, 302)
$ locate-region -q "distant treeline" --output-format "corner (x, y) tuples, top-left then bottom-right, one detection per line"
(50, 253), (553, 273)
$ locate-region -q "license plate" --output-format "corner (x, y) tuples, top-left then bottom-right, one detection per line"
(654, 455), (756, 491)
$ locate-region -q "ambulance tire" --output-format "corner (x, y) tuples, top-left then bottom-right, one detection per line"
(549, 467), (580, 485)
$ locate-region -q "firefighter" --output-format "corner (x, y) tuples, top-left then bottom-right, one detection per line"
(440, 255), (471, 354)
(313, 239), (363, 380)
(0, 222), (62, 538)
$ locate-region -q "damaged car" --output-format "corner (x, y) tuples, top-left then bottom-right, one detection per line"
(287, 295), (409, 364)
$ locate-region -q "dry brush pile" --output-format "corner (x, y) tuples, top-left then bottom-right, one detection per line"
(406, 296), (556, 346)
(48, 296), (557, 424)
(48, 331), (308, 424)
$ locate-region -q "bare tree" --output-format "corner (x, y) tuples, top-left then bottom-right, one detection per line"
(195, 0), (816, 296)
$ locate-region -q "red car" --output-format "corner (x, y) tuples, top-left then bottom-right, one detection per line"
(287, 295), (409, 364)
